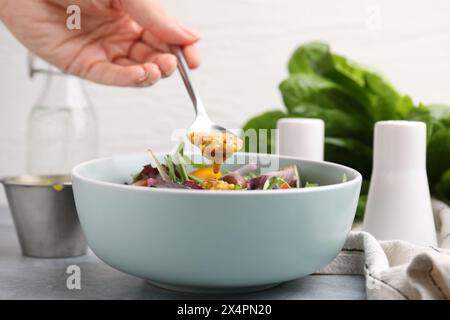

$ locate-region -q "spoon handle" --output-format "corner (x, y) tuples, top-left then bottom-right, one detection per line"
(170, 46), (206, 117)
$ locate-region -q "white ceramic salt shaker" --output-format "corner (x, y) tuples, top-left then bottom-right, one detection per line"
(363, 121), (437, 246)
(276, 118), (325, 161)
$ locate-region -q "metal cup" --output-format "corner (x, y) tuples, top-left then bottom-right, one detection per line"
(1, 175), (87, 258)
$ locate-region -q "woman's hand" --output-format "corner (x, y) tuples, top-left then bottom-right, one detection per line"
(0, 0), (201, 86)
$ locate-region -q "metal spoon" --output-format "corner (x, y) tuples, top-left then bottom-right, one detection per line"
(170, 46), (228, 134)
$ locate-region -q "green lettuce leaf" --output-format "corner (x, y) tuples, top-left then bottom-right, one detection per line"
(242, 41), (450, 218)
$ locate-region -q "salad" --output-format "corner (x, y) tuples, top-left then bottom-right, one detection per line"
(130, 143), (312, 191)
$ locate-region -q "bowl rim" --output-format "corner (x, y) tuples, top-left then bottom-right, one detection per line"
(71, 152), (362, 196)
(0, 175), (72, 187)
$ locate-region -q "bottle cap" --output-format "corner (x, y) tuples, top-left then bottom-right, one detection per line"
(373, 120), (426, 171)
(276, 118), (324, 161)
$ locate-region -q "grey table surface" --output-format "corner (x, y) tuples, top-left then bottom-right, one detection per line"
(0, 206), (366, 300)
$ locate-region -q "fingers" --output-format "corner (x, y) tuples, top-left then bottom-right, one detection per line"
(118, 0), (200, 45)
(180, 24), (202, 40)
(183, 45), (201, 69)
(128, 42), (177, 76)
(142, 31), (201, 69)
(84, 60), (161, 86)
(98, 0), (202, 85)
(147, 53), (177, 76)
(114, 58), (136, 67)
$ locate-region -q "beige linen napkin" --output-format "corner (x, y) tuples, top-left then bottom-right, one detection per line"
(317, 199), (450, 300)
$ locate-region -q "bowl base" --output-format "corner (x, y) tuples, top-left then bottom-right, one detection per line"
(146, 279), (282, 294)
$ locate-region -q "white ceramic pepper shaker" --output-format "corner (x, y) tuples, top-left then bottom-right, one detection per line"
(276, 118), (325, 161)
(363, 121), (437, 246)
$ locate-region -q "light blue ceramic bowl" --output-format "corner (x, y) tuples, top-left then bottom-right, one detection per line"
(72, 153), (361, 293)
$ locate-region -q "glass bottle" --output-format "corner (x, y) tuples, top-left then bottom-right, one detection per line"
(26, 64), (98, 175)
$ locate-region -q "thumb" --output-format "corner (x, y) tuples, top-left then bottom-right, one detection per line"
(118, 0), (200, 45)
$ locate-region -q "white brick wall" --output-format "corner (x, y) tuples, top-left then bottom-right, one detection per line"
(1, 0), (450, 206)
